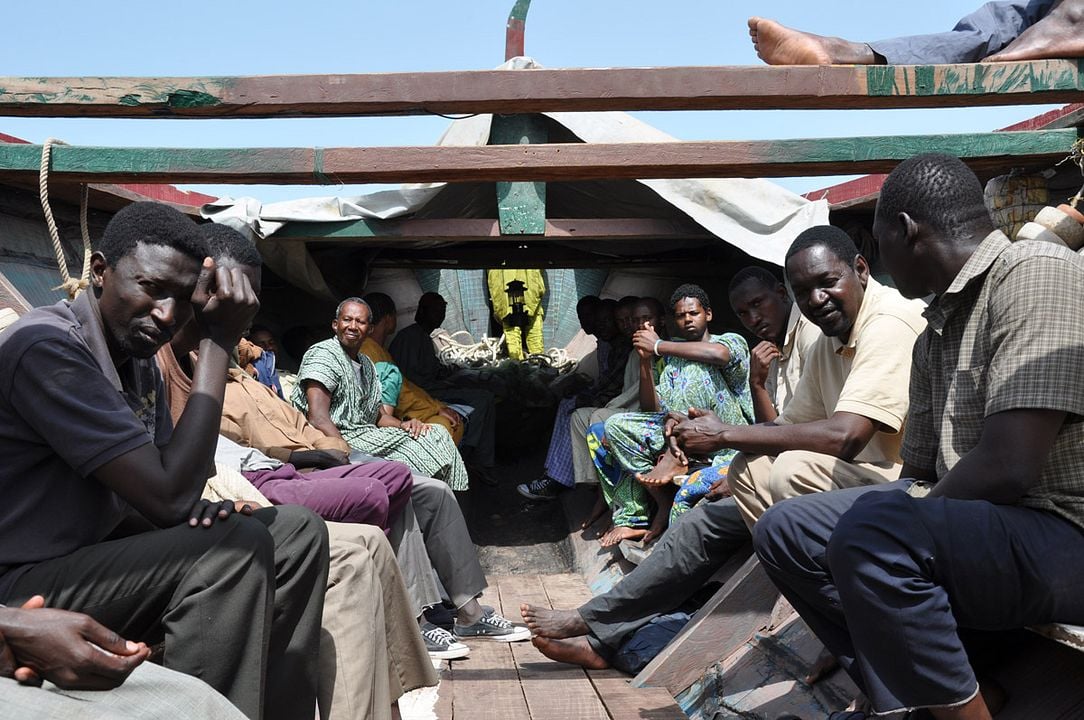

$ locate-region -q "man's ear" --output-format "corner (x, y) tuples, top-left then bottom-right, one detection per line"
(853, 254), (871, 288)
(899, 211), (921, 246)
(90, 251), (108, 288)
(704, 307), (713, 323)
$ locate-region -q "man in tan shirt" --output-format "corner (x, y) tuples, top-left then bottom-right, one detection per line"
(671, 227), (927, 528)
(520, 244), (903, 672)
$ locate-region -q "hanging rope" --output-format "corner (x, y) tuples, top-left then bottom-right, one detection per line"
(1056, 139), (1084, 210)
(39, 138), (93, 299)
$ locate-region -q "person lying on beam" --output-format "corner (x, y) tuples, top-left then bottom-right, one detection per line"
(749, 0), (1084, 66)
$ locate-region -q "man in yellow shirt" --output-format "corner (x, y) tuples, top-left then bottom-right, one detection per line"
(487, 268), (545, 360)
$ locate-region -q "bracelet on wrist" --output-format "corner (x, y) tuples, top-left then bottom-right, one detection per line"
(653, 339), (663, 357)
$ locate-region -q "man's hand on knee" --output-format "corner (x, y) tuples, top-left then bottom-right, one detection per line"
(188, 498), (253, 528)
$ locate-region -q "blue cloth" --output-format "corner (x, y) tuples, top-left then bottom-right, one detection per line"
(754, 481), (1084, 715)
(611, 612), (692, 675)
(869, 0), (1056, 64)
(544, 396), (578, 486)
(251, 349), (284, 399)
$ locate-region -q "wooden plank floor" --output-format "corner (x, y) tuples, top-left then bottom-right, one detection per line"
(435, 573), (686, 720)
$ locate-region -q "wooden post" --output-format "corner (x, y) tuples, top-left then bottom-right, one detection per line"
(490, 114), (548, 234)
(505, 0), (532, 60)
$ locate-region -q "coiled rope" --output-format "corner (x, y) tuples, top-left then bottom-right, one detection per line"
(39, 138), (92, 299)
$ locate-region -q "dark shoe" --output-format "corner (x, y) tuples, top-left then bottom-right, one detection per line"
(454, 607), (531, 642)
(516, 476), (566, 501)
(422, 622), (471, 659)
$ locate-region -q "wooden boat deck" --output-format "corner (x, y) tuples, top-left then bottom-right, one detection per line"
(432, 573), (685, 720)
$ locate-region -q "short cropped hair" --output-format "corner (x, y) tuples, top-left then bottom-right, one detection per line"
(203, 223), (263, 268)
(335, 296), (369, 320)
(98, 201), (206, 267)
(576, 295), (602, 314)
(363, 292), (396, 323)
(669, 283), (711, 311)
(728, 266), (781, 295)
(878, 153), (993, 238)
(785, 226), (860, 267)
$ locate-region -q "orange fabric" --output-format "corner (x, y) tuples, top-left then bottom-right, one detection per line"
(156, 344), (194, 427)
(361, 337), (464, 445)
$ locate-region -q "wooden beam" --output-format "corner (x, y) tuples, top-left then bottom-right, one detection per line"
(275, 218), (712, 243)
(0, 61), (1081, 118)
(632, 555), (778, 695)
(1, 130), (1076, 185)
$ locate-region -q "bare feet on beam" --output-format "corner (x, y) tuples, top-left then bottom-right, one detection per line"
(748, 17), (877, 65)
(520, 603), (590, 639)
(532, 636), (611, 670)
(985, 0), (1084, 61)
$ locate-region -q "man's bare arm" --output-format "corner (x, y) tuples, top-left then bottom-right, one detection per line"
(928, 408), (1066, 502)
(673, 407), (879, 461)
(302, 380), (347, 442)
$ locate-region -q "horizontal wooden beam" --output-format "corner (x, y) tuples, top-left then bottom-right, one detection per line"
(0, 130), (1076, 184)
(0, 61), (1082, 118)
(276, 217), (712, 242)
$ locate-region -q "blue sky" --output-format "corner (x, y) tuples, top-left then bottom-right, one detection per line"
(0, 1), (1060, 202)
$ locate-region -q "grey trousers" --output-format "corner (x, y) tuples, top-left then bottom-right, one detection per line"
(578, 497), (751, 657)
(1, 506), (329, 720)
(388, 474), (488, 614)
(754, 481), (1084, 715)
(869, 0), (1057, 64)
(0, 663), (246, 720)
(433, 387), (497, 468)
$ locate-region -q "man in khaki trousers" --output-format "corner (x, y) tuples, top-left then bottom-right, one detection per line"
(671, 226), (927, 528)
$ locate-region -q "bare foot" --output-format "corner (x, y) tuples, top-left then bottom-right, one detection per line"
(803, 647), (839, 685)
(600, 525), (648, 548)
(532, 636), (610, 670)
(985, 1), (1084, 61)
(748, 16), (876, 65)
(580, 490), (608, 530)
(635, 450), (687, 487)
(643, 509), (668, 545)
(520, 603), (590, 639)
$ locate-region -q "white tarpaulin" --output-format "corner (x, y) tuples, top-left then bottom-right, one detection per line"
(202, 57), (828, 299)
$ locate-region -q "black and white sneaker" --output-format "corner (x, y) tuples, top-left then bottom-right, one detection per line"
(516, 476), (565, 501)
(454, 607), (531, 642)
(422, 622), (471, 659)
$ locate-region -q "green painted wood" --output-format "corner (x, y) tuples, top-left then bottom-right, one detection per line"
(490, 114), (547, 234)
(0, 129), (1076, 185)
(867, 59), (1084, 98)
(0, 61), (1079, 119)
